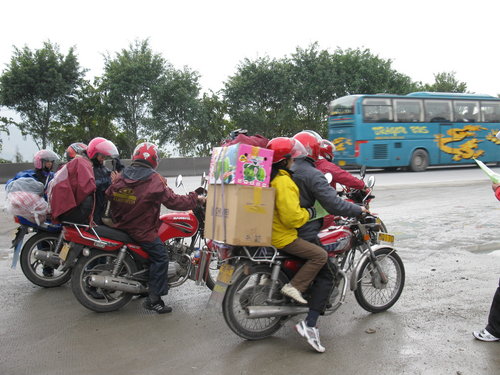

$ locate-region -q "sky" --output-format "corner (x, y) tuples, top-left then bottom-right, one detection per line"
(1, 0), (500, 160)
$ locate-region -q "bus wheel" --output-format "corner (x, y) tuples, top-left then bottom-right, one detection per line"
(409, 149), (429, 172)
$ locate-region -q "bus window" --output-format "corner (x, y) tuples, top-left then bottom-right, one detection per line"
(481, 102), (500, 122)
(363, 98), (393, 122)
(454, 101), (479, 122)
(394, 99), (423, 122)
(424, 100), (452, 122)
(329, 95), (359, 115)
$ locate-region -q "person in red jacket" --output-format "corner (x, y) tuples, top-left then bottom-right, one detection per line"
(315, 138), (366, 191)
(48, 138), (118, 224)
(106, 142), (205, 314)
(472, 182), (500, 341)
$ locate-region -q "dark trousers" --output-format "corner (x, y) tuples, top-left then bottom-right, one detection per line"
(305, 237), (336, 313)
(141, 238), (169, 298)
(486, 278), (500, 337)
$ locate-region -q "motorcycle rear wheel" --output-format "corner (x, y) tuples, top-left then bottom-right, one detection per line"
(20, 232), (71, 288)
(354, 247), (405, 313)
(222, 265), (289, 340)
(71, 250), (138, 312)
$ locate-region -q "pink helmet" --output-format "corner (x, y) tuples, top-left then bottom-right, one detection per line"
(33, 150), (59, 170)
(87, 137), (119, 159)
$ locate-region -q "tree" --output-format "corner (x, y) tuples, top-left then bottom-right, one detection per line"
(51, 78), (129, 158)
(152, 67), (203, 155)
(224, 56), (296, 138)
(177, 91), (233, 156)
(423, 72), (467, 93)
(0, 41), (84, 149)
(223, 45), (419, 139)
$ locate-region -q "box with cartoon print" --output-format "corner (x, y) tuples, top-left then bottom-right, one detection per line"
(208, 144), (273, 187)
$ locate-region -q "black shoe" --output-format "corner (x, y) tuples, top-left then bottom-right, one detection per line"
(143, 298), (172, 314)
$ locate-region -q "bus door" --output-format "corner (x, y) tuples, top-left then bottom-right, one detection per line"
(329, 125), (355, 160)
(437, 123), (457, 164)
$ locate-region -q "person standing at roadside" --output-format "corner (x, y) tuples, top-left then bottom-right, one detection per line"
(472, 181), (500, 342)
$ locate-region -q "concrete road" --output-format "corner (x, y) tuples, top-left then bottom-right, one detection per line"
(1, 168), (500, 375)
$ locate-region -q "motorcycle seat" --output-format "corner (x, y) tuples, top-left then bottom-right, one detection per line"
(93, 225), (134, 244)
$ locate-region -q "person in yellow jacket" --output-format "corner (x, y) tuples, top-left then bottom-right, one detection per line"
(267, 138), (327, 302)
(267, 137), (328, 352)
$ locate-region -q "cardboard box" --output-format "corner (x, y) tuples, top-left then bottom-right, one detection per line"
(205, 184), (275, 246)
(208, 144), (273, 187)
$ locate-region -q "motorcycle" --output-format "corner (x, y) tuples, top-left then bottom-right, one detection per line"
(62, 174), (216, 312)
(322, 167), (388, 233)
(197, 176), (404, 340)
(11, 216), (71, 288)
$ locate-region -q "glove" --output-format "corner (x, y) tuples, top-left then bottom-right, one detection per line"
(195, 186), (207, 195)
(306, 207), (317, 220)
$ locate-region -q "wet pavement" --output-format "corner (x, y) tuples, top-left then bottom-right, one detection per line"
(1, 169), (500, 375)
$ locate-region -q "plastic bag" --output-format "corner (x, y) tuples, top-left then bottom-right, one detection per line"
(5, 177), (48, 225)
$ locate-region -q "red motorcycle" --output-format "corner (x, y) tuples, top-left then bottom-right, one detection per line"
(60, 175), (215, 312)
(198, 177), (404, 340)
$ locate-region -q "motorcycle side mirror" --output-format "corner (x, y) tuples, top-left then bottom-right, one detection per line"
(175, 174), (183, 188)
(360, 165), (367, 179)
(324, 172), (333, 184)
(366, 176), (375, 188)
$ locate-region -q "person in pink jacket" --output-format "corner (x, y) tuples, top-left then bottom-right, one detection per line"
(472, 182), (500, 341)
(314, 138), (366, 191)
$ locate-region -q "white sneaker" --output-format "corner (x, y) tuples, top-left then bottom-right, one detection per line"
(281, 283), (307, 304)
(472, 328), (500, 342)
(295, 320), (326, 353)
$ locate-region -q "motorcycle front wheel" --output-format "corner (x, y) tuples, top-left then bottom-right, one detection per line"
(20, 232), (71, 288)
(354, 247), (405, 313)
(222, 264), (289, 340)
(71, 250), (138, 313)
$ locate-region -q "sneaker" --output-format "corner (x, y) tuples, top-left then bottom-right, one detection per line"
(143, 298), (173, 314)
(259, 275), (272, 286)
(281, 283), (308, 304)
(472, 328), (500, 342)
(295, 320), (326, 353)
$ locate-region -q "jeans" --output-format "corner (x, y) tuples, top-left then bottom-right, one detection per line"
(140, 238), (169, 298)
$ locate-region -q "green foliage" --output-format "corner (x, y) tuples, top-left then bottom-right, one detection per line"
(174, 91), (233, 156)
(222, 44), (419, 140)
(0, 41), (84, 149)
(422, 71), (468, 93)
(51, 78), (129, 157)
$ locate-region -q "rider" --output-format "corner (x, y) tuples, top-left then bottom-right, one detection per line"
(290, 130), (367, 353)
(65, 142), (88, 162)
(7, 149), (59, 191)
(315, 139), (366, 191)
(266, 137), (327, 307)
(87, 137), (120, 225)
(49, 137), (119, 225)
(105, 142), (206, 314)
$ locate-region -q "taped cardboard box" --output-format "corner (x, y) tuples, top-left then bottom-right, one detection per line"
(205, 184), (275, 246)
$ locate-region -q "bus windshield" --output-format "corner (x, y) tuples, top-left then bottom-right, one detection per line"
(329, 95), (360, 115)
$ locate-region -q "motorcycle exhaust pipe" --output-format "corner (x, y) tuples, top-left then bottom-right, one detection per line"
(33, 250), (61, 267)
(88, 275), (147, 294)
(246, 305), (310, 319)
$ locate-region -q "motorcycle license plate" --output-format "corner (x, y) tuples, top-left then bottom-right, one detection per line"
(59, 243), (71, 261)
(217, 263), (235, 284)
(378, 232), (394, 244)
